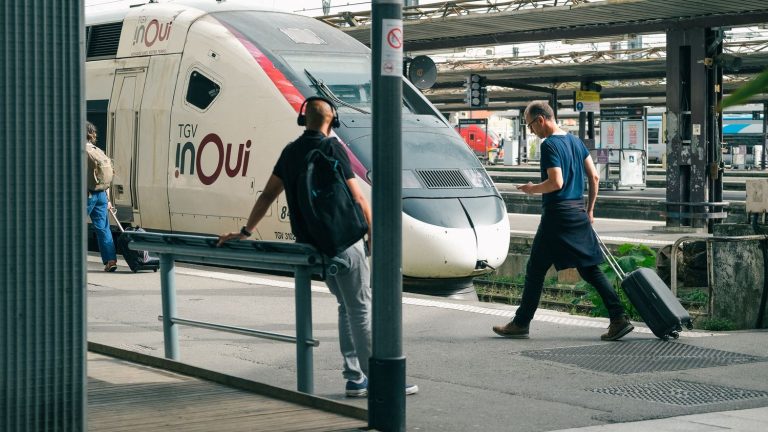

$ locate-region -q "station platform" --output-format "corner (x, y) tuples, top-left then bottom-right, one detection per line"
(87, 237), (768, 431)
(87, 351), (365, 431)
(506, 212), (679, 248)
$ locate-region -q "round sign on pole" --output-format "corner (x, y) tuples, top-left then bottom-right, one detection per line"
(387, 28), (402, 49)
(407, 55), (437, 89)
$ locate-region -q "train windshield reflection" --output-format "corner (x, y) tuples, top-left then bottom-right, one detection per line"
(282, 53), (414, 114)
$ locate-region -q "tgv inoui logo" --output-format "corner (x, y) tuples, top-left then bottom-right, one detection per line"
(175, 124), (251, 186)
(133, 16), (173, 48)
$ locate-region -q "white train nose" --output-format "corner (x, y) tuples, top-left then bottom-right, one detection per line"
(401, 197), (510, 279)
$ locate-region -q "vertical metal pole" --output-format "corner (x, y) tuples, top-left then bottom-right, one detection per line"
(485, 120), (489, 163)
(520, 108), (527, 163)
(159, 254), (179, 360)
(550, 90), (558, 123)
(689, 28), (712, 230)
(708, 29), (724, 230)
(370, 1), (405, 431)
(666, 29), (685, 228)
(294, 266), (314, 394)
(578, 83), (587, 140)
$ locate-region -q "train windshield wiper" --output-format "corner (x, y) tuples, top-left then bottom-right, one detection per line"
(304, 69), (370, 114)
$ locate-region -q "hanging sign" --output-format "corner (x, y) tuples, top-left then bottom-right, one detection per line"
(574, 90), (600, 113)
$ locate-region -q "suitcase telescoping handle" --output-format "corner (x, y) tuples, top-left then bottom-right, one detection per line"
(107, 204), (125, 233)
(594, 230), (626, 279)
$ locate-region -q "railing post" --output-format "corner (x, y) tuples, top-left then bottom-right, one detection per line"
(294, 266), (314, 393)
(159, 253), (179, 360)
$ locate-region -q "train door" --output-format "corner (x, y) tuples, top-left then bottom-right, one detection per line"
(108, 62), (148, 222)
(133, 54), (182, 232)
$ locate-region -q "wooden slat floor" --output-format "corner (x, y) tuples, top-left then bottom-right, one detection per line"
(87, 353), (366, 432)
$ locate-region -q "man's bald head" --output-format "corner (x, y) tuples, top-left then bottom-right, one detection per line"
(305, 99), (336, 132)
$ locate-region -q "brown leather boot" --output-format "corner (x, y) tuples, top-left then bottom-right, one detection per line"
(492, 321), (529, 339)
(601, 315), (634, 341)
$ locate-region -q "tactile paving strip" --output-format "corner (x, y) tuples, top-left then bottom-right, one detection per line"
(520, 341), (767, 374)
(589, 380), (768, 406)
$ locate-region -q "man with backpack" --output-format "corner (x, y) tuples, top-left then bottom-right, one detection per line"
(218, 97), (417, 397)
(85, 121), (117, 272)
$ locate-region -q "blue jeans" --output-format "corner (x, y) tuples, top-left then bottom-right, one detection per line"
(87, 190), (117, 264)
(325, 240), (372, 382)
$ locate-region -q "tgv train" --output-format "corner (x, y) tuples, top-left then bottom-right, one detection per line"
(85, 0), (510, 294)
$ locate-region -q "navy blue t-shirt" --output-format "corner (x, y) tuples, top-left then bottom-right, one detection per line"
(539, 133), (589, 207)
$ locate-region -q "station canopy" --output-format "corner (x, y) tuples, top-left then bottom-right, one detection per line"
(318, 0), (768, 111)
(324, 0), (768, 51)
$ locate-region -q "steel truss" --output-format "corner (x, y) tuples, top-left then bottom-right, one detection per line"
(318, 0), (593, 27)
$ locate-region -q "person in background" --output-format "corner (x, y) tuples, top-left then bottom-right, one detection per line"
(86, 121), (117, 272)
(492, 101), (634, 341)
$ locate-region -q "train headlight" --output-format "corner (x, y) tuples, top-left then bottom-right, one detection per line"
(461, 168), (493, 188)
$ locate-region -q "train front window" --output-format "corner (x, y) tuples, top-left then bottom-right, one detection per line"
(282, 53), (413, 114)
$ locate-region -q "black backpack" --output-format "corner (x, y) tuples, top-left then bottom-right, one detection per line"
(297, 139), (368, 257)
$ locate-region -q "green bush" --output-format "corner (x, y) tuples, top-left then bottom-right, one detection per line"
(680, 289), (708, 304)
(698, 317), (736, 331)
(575, 243), (657, 320)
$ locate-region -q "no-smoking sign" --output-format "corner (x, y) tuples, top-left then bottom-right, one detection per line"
(380, 19), (403, 77)
(387, 28), (402, 49)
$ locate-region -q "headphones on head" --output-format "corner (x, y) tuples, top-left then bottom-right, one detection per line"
(297, 96), (341, 129)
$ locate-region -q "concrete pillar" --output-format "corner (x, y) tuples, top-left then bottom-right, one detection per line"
(664, 28), (724, 230)
(1, 1), (86, 429)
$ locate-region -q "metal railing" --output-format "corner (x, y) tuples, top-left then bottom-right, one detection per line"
(123, 232), (349, 394)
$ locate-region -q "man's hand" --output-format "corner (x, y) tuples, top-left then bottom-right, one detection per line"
(217, 232), (246, 247)
(517, 182), (535, 195)
(587, 210), (595, 224)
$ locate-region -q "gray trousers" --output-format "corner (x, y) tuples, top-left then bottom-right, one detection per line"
(325, 240), (372, 382)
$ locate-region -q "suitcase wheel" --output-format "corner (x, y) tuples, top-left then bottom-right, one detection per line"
(153, 268), (158, 272)
(671, 331), (680, 340)
(686, 322), (694, 330)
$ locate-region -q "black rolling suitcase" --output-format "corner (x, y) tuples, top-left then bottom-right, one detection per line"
(596, 234), (693, 340)
(109, 207), (160, 273)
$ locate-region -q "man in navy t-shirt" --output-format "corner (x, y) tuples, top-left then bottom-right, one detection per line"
(492, 101), (634, 341)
